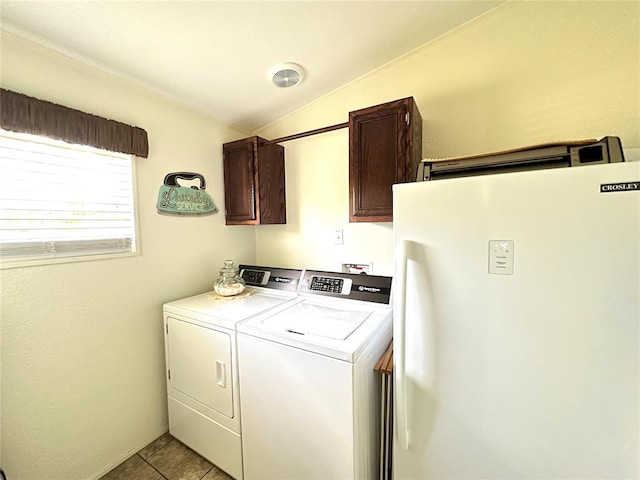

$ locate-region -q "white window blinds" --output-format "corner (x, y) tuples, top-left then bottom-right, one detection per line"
(0, 129), (138, 264)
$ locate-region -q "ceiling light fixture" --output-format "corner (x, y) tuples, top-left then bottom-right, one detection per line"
(269, 62), (304, 88)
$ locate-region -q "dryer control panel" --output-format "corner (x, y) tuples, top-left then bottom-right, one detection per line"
(239, 265), (303, 292)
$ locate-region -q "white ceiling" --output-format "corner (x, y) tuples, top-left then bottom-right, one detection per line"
(1, 1), (504, 133)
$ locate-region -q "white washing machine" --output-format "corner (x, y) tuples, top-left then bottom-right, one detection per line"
(163, 265), (304, 480)
(237, 270), (393, 480)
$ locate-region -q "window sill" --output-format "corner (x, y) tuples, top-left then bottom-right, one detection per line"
(0, 250), (141, 270)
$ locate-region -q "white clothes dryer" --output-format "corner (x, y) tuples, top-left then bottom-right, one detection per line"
(163, 265), (303, 480)
(237, 270), (393, 480)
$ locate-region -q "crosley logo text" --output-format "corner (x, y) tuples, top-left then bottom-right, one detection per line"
(600, 182), (640, 193)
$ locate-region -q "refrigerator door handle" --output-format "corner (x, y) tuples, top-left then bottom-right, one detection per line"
(395, 239), (411, 450)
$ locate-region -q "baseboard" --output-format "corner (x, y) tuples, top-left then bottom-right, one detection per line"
(87, 425), (169, 480)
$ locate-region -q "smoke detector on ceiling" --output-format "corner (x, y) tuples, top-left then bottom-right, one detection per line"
(269, 62), (304, 88)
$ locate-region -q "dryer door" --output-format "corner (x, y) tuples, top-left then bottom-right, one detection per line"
(166, 316), (234, 418)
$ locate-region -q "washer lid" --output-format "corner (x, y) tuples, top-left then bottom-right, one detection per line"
(267, 302), (371, 340)
(238, 297), (392, 361)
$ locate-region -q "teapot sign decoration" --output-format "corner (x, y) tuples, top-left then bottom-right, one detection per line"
(157, 172), (218, 216)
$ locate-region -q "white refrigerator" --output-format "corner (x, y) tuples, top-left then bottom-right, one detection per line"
(392, 161), (639, 479)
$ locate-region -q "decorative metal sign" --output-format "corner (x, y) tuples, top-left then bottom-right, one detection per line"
(157, 172), (218, 216)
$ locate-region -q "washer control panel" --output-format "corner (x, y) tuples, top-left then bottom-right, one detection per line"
(301, 270), (392, 304)
(309, 276), (352, 295)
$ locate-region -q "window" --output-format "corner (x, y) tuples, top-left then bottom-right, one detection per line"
(0, 129), (139, 267)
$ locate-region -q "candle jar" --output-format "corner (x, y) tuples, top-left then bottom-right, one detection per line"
(214, 259), (246, 296)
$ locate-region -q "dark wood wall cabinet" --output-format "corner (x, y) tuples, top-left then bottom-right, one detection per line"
(222, 136), (286, 225)
(348, 97), (422, 223)
(221, 96), (422, 226)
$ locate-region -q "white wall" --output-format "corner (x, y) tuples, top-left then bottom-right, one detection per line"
(0, 32), (254, 479)
(1, 2), (638, 478)
(255, 0), (640, 275)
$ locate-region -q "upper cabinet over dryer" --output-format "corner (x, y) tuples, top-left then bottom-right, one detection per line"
(222, 136), (286, 225)
(348, 97), (422, 223)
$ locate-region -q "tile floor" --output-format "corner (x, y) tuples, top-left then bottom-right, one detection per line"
(100, 432), (233, 480)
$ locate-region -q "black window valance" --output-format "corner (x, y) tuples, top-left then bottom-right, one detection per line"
(0, 88), (149, 158)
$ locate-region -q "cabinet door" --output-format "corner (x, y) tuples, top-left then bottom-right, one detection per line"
(349, 97), (421, 222)
(257, 142), (286, 224)
(167, 317), (234, 418)
(223, 138), (257, 225)
(223, 137), (286, 225)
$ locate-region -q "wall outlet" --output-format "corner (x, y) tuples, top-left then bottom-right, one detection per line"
(334, 228), (343, 245)
(342, 262), (373, 275)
